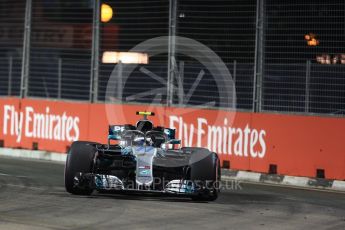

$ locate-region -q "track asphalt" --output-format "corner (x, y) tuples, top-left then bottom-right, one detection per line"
(0, 156), (344, 230)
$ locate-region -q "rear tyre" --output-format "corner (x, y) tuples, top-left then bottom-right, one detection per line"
(64, 141), (97, 195)
(189, 149), (220, 201)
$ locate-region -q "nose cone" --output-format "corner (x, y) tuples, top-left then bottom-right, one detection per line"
(133, 146), (156, 187)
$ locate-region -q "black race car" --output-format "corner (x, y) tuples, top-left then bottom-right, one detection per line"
(64, 111), (220, 201)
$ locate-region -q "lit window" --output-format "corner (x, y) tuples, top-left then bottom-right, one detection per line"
(102, 51), (149, 64)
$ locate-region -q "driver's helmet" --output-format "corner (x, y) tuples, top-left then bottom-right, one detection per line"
(136, 120), (153, 133)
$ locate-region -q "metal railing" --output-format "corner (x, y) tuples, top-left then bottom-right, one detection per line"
(0, 0), (344, 116)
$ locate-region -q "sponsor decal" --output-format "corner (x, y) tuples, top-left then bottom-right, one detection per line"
(169, 115), (267, 158)
(139, 169), (150, 176)
(138, 166), (151, 169)
(3, 105), (80, 143)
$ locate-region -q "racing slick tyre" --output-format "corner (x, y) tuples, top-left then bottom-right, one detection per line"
(189, 149), (220, 201)
(64, 141), (98, 195)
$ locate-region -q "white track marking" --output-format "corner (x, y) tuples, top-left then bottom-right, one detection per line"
(0, 173), (29, 178)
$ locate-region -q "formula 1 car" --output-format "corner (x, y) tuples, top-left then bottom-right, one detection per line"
(64, 111), (220, 201)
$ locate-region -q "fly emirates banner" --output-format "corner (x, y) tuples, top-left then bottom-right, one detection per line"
(0, 98), (344, 179)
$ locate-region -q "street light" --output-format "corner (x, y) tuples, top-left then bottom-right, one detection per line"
(101, 3), (113, 23)
(304, 33), (319, 46)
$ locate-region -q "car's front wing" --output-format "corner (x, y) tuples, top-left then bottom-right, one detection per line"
(74, 173), (210, 197)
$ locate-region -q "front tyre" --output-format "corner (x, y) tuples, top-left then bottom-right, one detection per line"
(189, 149), (220, 201)
(64, 141), (97, 195)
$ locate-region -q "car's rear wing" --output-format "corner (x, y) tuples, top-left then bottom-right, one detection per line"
(163, 128), (176, 140)
(108, 125), (134, 140)
(108, 125), (177, 141)
(164, 128), (180, 145)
